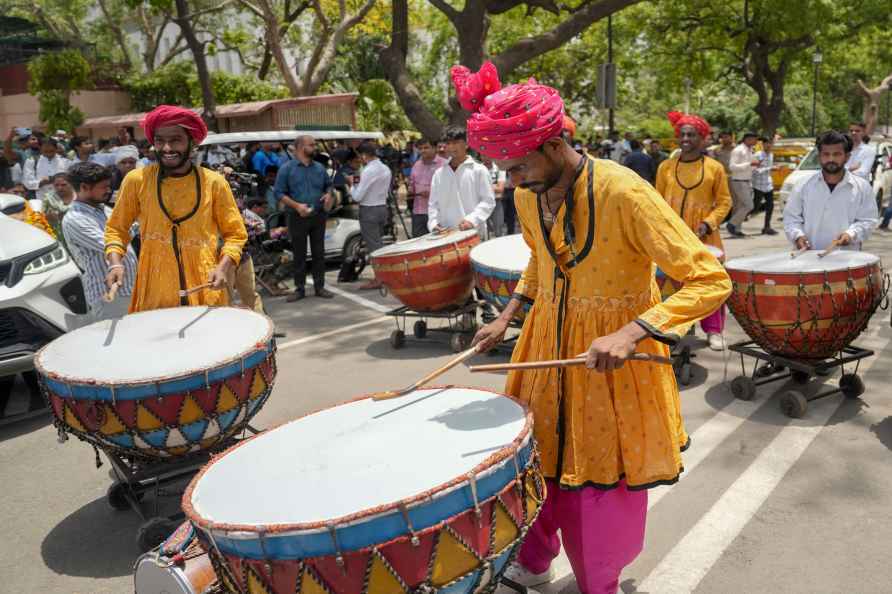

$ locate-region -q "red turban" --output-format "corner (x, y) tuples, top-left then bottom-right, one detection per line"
(141, 105), (208, 146)
(667, 111), (711, 139)
(451, 61), (564, 160)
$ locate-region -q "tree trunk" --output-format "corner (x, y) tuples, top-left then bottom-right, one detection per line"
(172, 0), (217, 130)
(856, 74), (892, 135)
(258, 43), (273, 80)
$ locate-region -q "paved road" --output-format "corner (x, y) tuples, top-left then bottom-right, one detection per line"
(1, 215), (891, 593)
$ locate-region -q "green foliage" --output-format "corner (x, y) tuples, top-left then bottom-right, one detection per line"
(123, 62), (288, 111)
(355, 79), (411, 132)
(28, 50), (92, 131)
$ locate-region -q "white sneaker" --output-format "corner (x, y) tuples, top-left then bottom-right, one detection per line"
(707, 333), (724, 351)
(501, 562), (555, 587)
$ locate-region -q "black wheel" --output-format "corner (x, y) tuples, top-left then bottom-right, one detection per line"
(136, 517), (179, 552)
(413, 320), (428, 339)
(679, 364), (692, 386)
(791, 369), (811, 385)
(342, 234), (367, 275)
(390, 329), (405, 349)
(839, 373), (865, 399)
(779, 390), (808, 419)
(106, 482), (142, 511)
(730, 376), (757, 401)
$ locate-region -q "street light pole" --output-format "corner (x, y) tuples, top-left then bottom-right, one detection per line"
(810, 48), (822, 137)
(886, 81), (891, 136)
(607, 14), (615, 135)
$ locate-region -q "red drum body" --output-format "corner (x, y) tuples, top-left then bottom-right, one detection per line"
(725, 250), (886, 359)
(656, 244), (723, 300)
(184, 388), (543, 594)
(35, 307), (276, 460)
(371, 230), (480, 312)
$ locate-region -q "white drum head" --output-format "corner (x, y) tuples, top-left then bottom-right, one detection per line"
(189, 388), (527, 526)
(470, 234), (530, 272)
(134, 554), (193, 594)
(725, 250), (879, 274)
(36, 306), (272, 384)
(371, 229), (479, 258)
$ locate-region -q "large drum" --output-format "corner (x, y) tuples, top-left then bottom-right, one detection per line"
(471, 234), (532, 320)
(35, 306), (276, 459)
(371, 230), (480, 312)
(725, 250), (886, 359)
(184, 387), (544, 594)
(134, 522), (218, 594)
(656, 244), (724, 300)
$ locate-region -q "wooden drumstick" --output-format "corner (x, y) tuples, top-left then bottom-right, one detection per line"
(373, 344), (481, 400)
(469, 352), (672, 373)
(818, 239), (842, 258)
(102, 281), (121, 303)
(790, 247), (809, 259)
(178, 283), (217, 298)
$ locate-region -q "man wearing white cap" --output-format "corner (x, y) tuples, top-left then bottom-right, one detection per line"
(110, 145), (140, 202)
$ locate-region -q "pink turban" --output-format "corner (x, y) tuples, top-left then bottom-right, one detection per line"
(667, 111), (711, 139)
(450, 61), (564, 160)
(141, 105), (208, 145)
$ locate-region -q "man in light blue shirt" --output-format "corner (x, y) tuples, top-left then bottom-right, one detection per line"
(751, 136), (777, 235)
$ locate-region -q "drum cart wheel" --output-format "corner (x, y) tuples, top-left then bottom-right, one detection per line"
(730, 376), (757, 401)
(780, 390), (808, 419)
(671, 343), (694, 386)
(391, 329), (406, 349)
(728, 340), (875, 418)
(384, 301), (480, 351)
(136, 517), (181, 552)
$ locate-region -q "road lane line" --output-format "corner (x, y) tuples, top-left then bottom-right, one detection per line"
(637, 337), (889, 593)
(277, 316), (390, 351)
(306, 279), (392, 313)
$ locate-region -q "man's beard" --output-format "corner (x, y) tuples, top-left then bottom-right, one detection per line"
(160, 142), (192, 171)
(822, 162), (843, 175)
(519, 155), (563, 193)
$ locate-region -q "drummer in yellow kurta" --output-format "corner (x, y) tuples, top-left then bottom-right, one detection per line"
(655, 111), (732, 351)
(104, 105), (247, 312)
(454, 62), (731, 593)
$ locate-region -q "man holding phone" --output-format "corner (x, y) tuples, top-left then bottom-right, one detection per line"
(275, 135), (335, 302)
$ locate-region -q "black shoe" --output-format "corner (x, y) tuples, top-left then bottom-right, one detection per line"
(315, 288), (335, 299)
(274, 331), (286, 338)
(762, 227), (778, 235)
(286, 289), (306, 302)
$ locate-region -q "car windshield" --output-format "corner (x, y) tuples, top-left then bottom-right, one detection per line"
(798, 147), (820, 170)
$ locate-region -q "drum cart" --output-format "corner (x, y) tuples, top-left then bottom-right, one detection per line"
(101, 426), (260, 552)
(727, 340), (873, 419)
(385, 300), (479, 353)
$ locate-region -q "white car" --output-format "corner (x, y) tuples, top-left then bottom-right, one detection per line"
(0, 195), (86, 386)
(780, 138), (892, 212)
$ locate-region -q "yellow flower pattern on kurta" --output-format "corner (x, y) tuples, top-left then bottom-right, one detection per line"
(104, 164), (247, 313)
(655, 156), (732, 255)
(507, 158), (731, 490)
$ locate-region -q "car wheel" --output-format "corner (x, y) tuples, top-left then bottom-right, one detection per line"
(343, 234), (367, 274)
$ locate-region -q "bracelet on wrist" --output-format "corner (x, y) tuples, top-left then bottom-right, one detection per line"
(107, 264), (124, 270)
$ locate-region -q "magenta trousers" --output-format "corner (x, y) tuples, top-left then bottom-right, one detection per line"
(517, 479), (647, 594)
(700, 304), (726, 334)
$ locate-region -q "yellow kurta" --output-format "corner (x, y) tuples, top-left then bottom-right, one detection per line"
(104, 164), (247, 312)
(507, 158), (731, 490)
(655, 156), (731, 254)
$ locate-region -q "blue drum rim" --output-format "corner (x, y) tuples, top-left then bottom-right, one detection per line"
(184, 388), (534, 560)
(34, 307), (275, 401)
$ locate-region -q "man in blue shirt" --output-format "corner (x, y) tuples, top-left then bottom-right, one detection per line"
(622, 139), (656, 185)
(252, 142), (281, 177)
(275, 135), (334, 301)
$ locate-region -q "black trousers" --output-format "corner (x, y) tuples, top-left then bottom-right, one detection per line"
(287, 210), (326, 290)
(752, 189), (774, 229)
(502, 188), (517, 235)
(411, 213), (429, 238)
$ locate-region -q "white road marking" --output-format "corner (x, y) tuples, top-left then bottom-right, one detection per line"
(306, 279), (392, 313)
(637, 337), (889, 594)
(277, 316), (390, 351)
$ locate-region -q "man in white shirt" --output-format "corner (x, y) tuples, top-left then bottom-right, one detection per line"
(352, 141), (392, 290)
(22, 137), (71, 202)
(783, 130), (877, 251)
(726, 132), (759, 237)
(428, 127), (495, 238)
(751, 136), (778, 235)
(846, 121), (876, 181)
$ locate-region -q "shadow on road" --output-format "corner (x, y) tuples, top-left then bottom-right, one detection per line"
(41, 495), (142, 579)
(870, 416), (892, 451)
(365, 335), (463, 360)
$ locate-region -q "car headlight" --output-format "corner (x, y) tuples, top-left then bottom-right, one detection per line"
(23, 245), (68, 275)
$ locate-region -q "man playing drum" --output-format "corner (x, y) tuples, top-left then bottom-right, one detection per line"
(104, 106), (247, 312)
(460, 62), (732, 594)
(655, 111), (732, 351)
(783, 130), (878, 252)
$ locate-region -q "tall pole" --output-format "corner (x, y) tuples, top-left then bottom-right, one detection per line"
(607, 14), (614, 135)
(886, 83), (891, 135)
(810, 49), (822, 137)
